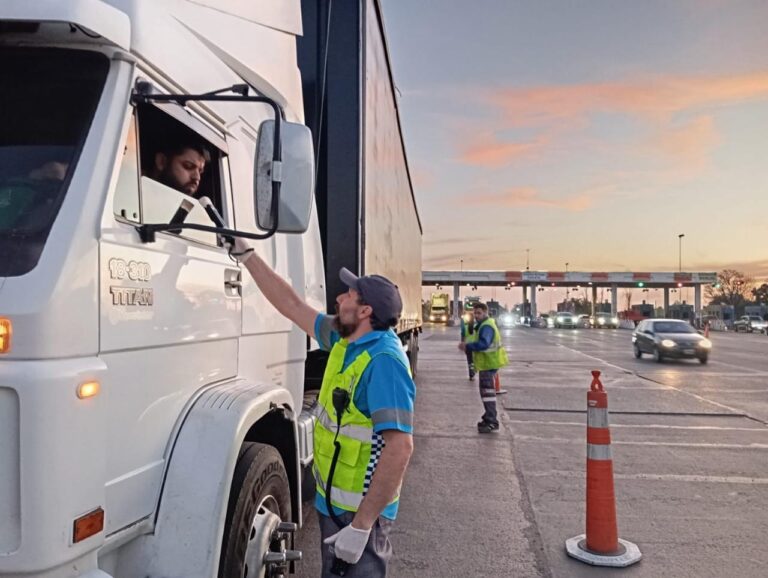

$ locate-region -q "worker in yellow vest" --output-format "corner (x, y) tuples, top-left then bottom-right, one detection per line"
(458, 302), (509, 433)
(231, 239), (415, 577)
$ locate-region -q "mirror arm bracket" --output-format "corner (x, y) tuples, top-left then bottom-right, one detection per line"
(136, 221), (282, 244)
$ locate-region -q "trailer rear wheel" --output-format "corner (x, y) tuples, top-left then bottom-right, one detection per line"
(219, 442), (296, 578)
(406, 330), (419, 376)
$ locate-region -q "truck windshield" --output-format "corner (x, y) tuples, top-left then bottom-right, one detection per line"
(0, 48), (108, 277)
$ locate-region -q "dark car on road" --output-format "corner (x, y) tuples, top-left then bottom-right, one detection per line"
(632, 319), (712, 364)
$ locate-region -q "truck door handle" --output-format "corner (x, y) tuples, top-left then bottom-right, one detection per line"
(224, 268), (242, 296)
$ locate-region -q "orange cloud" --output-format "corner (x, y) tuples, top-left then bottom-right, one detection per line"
(647, 115), (718, 172)
(461, 186), (596, 212)
(490, 71), (768, 126)
(459, 133), (546, 167)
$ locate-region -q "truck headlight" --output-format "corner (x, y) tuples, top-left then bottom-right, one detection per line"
(661, 339), (676, 348)
(612, 317), (619, 324)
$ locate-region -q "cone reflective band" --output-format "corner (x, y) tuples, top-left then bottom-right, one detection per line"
(565, 370), (641, 567)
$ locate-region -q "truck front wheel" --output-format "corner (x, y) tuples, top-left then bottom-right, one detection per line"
(219, 442), (296, 578)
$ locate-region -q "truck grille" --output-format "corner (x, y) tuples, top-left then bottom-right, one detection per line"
(0, 387), (21, 554)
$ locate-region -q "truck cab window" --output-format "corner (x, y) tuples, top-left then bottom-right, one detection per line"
(112, 104), (228, 246)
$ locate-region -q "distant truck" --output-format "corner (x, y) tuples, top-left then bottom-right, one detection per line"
(428, 292), (450, 323)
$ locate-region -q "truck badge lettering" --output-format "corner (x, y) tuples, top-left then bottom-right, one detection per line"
(110, 287), (154, 307)
(108, 258), (152, 282)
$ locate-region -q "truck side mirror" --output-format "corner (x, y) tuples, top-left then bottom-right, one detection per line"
(254, 119), (314, 233)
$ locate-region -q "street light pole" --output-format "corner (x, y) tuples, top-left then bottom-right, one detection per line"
(678, 234), (685, 272)
(526, 248), (530, 271)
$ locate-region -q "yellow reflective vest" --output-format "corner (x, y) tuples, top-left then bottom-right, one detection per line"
(313, 337), (409, 513)
(472, 317), (509, 371)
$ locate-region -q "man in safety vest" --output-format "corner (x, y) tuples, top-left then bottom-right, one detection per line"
(458, 302), (509, 433)
(231, 238), (415, 577)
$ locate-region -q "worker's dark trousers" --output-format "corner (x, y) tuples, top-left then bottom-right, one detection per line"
(319, 512), (394, 577)
(478, 369), (498, 426)
(465, 350), (475, 377)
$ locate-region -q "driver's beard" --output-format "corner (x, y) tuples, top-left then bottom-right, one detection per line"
(333, 315), (358, 338)
(158, 167), (195, 196)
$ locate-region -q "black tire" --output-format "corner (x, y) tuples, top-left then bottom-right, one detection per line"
(698, 354), (708, 365)
(653, 348), (663, 363)
(219, 442), (292, 578)
(633, 344), (642, 359)
(406, 330), (419, 377)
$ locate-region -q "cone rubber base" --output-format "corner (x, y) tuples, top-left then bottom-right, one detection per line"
(565, 535), (642, 567)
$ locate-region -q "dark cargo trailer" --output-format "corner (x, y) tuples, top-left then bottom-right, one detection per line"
(298, 0), (422, 380)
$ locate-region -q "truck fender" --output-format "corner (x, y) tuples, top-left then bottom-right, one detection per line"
(120, 379), (297, 578)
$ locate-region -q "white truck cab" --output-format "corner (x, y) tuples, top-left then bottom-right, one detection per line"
(0, 1), (324, 576)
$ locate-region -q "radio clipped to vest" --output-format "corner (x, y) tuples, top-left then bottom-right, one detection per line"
(328, 386), (352, 575)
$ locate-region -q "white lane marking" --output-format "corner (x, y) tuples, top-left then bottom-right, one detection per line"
(526, 470), (768, 485)
(706, 358), (764, 374)
(506, 419), (768, 432)
(514, 434), (768, 449)
(555, 343), (751, 417)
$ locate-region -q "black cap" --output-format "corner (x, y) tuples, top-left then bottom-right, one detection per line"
(339, 267), (403, 326)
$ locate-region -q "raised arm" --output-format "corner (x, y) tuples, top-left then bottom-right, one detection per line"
(232, 239), (320, 338)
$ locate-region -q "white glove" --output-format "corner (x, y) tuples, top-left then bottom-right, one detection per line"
(323, 523), (371, 564)
(229, 237), (254, 264)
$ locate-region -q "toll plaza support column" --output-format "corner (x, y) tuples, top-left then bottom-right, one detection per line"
(531, 285), (538, 319)
(664, 287), (670, 317)
(592, 286), (598, 319)
(694, 284), (702, 323)
(611, 284), (618, 316)
(523, 285), (528, 321)
(452, 282), (460, 325)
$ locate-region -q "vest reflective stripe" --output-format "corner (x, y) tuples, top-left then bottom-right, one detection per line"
(315, 405), (374, 443)
(473, 318), (509, 371)
(314, 464), (364, 509)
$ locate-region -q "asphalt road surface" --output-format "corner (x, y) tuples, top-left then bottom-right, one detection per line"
(295, 325), (768, 577)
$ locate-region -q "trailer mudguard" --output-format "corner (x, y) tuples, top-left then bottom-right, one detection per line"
(116, 379), (299, 578)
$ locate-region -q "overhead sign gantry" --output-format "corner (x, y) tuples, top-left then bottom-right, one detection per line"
(422, 270), (718, 322)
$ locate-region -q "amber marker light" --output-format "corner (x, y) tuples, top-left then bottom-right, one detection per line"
(0, 318), (11, 353)
(73, 507), (104, 543)
(77, 381), (100, 399)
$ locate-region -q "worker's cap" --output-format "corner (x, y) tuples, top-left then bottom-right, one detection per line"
(339, 267), (402, 326)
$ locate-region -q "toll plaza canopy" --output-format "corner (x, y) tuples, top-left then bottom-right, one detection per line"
(422, 270), (718, 320)
(423, 270), (717, 287)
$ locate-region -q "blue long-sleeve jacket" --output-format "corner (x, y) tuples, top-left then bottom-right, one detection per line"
(465, 324), (495, 352)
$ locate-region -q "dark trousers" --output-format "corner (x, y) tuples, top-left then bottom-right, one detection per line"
(478, 369), (498, 426)
(319, 511), (394, 578)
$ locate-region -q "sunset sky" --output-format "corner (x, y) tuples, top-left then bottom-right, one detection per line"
(381, 0), (768, 302)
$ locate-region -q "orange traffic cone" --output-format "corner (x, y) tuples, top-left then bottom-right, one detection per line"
(494, 372), (507, 395)
(565, 370), (641, 567)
